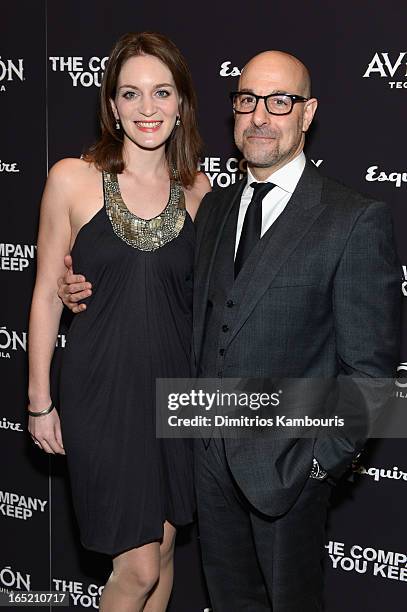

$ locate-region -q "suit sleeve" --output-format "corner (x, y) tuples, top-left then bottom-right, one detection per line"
(193, 191), (217, 266)
(314, 200), (401, 478)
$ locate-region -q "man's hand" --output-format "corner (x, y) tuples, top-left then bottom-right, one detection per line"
(57, 255), (92, 313)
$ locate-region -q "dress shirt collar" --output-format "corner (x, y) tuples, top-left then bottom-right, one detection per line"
(245, 151), (306, 195)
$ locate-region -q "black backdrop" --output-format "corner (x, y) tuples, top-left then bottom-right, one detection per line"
(1, 1), (406, 610)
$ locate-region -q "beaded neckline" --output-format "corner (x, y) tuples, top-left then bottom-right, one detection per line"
(103, 170), (186, 251)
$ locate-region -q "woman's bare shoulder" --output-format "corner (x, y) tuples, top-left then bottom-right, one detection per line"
(49, 157), (98, 182)
(192, 171), (211, 195)
(184, 171), (211, 221)
(45, 157), (101, 216)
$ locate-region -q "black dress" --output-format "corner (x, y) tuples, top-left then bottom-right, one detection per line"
(59, 171), (195, 556)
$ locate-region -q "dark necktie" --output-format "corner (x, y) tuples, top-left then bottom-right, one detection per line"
(234, 181), (275, 277)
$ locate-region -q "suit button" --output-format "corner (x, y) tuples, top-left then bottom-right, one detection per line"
(222, 324), (229, 332)
(226, 299), (234, 308)
(219, 348), (225, 356)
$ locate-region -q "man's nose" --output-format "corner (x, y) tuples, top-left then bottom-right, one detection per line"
(252, 98), (269, 126)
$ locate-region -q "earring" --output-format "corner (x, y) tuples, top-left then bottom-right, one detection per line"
(175, 116), (181, 126)
(115, 118), (120, 130)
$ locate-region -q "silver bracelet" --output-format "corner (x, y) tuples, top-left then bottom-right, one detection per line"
(28, 402), (55, 417)
(310, 457), (328, 480)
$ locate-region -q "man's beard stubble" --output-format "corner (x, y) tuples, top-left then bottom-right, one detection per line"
(237, 123), (303, 170)
(237, 125), (283, 169)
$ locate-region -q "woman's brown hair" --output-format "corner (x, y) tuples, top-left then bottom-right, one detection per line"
(83, 32), (202, 188)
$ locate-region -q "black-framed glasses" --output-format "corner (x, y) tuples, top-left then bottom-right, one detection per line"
(230, 91), (309, 115)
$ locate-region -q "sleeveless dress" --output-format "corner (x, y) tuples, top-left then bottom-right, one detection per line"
(59, 171), (196, 556)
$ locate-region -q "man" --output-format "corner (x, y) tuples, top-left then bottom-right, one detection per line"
(59, 51), (400, 611)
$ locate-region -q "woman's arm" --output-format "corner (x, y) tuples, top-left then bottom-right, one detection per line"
(185, 171), (211, 221)
(28, 160), (74, 454)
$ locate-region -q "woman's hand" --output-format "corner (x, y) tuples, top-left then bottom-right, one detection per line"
(28, 406), (66, 455)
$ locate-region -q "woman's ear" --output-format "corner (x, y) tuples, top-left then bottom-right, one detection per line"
(110, 98), (120, 120)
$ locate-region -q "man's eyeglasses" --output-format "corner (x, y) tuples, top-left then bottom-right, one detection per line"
(230, 91), (309, 115)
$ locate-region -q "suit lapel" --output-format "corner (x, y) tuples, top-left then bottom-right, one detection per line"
(227, 162), (326, 345)
(193, 179), (246, 362)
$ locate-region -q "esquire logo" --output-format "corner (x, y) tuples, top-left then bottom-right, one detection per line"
(0, 160), (19, 173)
(49, 56), (108, 87)
(0, 243), (35, 272)
(365, 165), (407, 188)
(0, 417), (23, 433)
(219, 61), (241, 77)
(355, 464), (407, 483)
(363, 52), (407, 89)
(0, 326), (66, 359)
(0, 57), (24, 92)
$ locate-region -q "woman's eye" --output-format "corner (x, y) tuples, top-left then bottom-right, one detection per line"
(123, 91), (137, 100)
(155, 89), (170, 98)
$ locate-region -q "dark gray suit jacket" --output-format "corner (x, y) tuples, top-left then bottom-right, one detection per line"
(192, 160), (401, 516)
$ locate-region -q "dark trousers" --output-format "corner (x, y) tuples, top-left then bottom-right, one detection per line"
(194, 438), (332, 612)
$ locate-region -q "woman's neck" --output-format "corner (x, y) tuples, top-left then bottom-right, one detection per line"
(121, 138), (169, 181)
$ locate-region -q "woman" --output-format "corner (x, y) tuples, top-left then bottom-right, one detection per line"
(28, 31), (210, 612)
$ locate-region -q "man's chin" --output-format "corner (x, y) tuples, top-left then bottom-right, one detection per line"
(244, 156), (280, 169)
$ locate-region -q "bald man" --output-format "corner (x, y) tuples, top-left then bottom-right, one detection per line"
(191, 50), (400, 611)
(58, 51), (400, 610)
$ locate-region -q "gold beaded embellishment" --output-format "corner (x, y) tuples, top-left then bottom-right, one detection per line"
(103, 170), (186, 251)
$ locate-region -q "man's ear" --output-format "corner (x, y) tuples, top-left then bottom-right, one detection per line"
(302, 98), (318, 133)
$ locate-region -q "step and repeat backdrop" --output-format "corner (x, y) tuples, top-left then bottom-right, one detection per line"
(1, 1), (406, 610)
